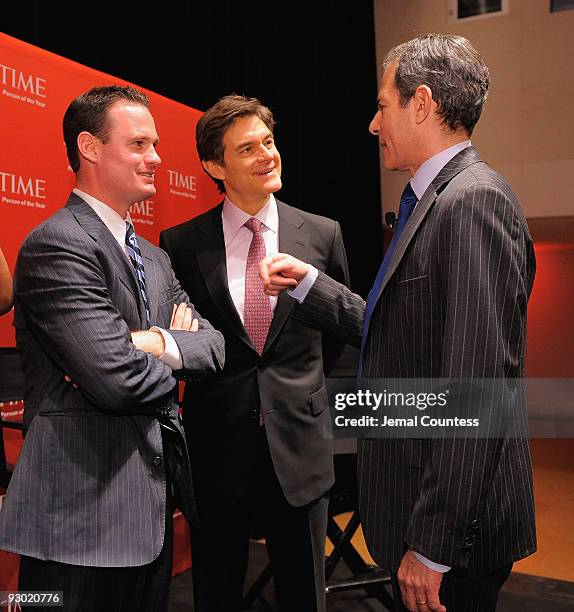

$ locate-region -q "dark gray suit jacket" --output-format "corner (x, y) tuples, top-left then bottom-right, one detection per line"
(0, 193), (224, 567)
(294, 147), (537, 572)
(160, 200), (349, 510)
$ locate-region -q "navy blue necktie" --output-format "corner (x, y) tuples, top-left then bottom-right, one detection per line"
(358, 182), (418, 377)
(125, 220), (151, 327)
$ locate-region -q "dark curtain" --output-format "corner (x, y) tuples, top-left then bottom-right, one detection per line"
(3, 1), (382, 297)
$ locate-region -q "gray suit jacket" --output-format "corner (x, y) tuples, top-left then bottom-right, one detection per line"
(0, 193), (224, 567)
(294, 147), (537, 572)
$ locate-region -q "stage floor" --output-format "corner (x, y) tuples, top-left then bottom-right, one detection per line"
(168, 541), (574, 611)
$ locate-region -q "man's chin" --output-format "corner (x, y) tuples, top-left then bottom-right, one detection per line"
(137, 186), (157, 202)
(382, 159), (399, 172)
(268, 179), (282, 193)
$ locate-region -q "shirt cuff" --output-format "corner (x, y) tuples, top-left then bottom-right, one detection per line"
(150, 326), (183, 370)
(288, 266), (318, 303)
(413, 551), (451, 573)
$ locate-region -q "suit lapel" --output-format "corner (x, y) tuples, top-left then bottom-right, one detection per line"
(374, 146), (483, 302)
(193, 204), (253, 348)
(262, 201), (309, 355)
(194, 200), (308, 355)
(66, 193), (148, 328)
(372, 184), (438, 304)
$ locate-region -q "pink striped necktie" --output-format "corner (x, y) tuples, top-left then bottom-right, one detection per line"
(243, 217), (273, 354)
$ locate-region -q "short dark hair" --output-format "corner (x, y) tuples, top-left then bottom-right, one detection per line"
(196, 94), (275, 193)
(63, 85), (150, 173)
(383, 34), (489, 135)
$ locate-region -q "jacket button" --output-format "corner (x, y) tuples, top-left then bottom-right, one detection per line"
(152, 456), (163, 466)
(471, 519), (479, 530)
(463, 536), (474, 546)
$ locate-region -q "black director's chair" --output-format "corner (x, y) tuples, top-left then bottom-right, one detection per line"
(241, 439), (395, 611)
(324, 443), (394, 609)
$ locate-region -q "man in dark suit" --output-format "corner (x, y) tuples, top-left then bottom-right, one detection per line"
(0, 86), (224, 611)
(260, 35), (536, 612)
(160, 94), (349, 612)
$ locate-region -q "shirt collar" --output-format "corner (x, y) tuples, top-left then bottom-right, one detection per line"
(73, 188), (132, 247)
(410, 140), (471, 200)
(222, 193), (278, 244)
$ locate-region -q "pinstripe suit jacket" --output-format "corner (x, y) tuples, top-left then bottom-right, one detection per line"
(0, 193), (224, 567)
(295, 147), (537, 572)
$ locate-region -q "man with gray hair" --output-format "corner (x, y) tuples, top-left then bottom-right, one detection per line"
(260, 34), (536, 611)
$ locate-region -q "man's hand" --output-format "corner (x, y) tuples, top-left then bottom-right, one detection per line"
(397, 550), (446, 612)
(170, 303), (198, 332)
(259, 253), (310, 296)
(131, 330), (166, 357)
(131, 304), (197, 358)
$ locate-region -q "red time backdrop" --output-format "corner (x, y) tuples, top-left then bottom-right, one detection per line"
(0, 32), (221, 347)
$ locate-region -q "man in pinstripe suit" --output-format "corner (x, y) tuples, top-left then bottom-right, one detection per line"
(261, 35), (536, 611)
(0, 86), (224, 611)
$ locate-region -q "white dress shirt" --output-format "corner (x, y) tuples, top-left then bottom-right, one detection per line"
(289, 142), (472, 573)
(73, 188), (182, 370)
(409, 140), (471, 201)
(222, 194), (279, 322)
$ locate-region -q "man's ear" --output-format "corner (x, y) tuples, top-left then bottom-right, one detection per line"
(77, 131), (99, 165)
(413, 85), (434, 125)
(202, 160), (225, 181)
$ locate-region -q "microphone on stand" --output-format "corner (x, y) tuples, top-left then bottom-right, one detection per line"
(385, 211), (397, 229)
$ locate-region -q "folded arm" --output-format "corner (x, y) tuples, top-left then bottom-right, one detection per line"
(16, 225), (223, 413)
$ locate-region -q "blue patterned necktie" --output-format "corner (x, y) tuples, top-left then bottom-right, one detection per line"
(358, 182), (418, 377)
(125, 220), (151, 327)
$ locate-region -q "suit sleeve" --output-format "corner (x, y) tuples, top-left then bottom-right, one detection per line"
(16, 224), (222, 413)
(155, 246), (225, 378)
(405, 183), (535, 567)
(320, 221), (352, 373)
(294, 269), (365, 349)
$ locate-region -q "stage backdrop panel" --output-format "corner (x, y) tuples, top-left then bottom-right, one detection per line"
(0, 32), (221, 346)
